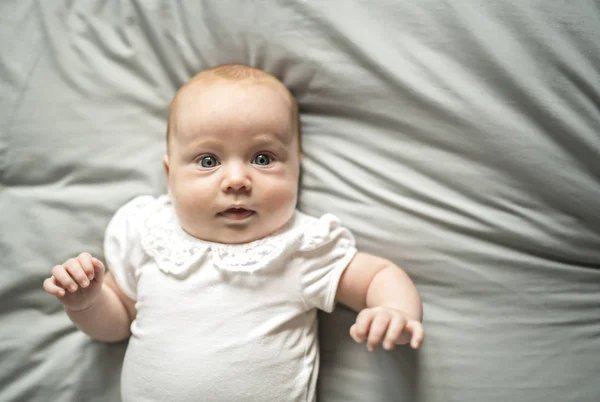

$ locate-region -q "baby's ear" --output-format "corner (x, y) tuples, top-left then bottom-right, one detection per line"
(163, 154), (170, 178)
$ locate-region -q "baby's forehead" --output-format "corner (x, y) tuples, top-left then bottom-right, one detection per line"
(178, 75), (291, 106)
(172, 76), (296, 129)
(167, 68), (300, 151)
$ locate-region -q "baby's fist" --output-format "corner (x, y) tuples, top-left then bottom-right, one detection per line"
(350, 306), (424, 351)
(43, 252), (105, 311)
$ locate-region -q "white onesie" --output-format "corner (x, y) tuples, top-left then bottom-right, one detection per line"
(104, 195), (357, 402)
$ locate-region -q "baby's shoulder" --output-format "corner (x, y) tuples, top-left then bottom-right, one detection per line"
(116, 194), (166, 216)
(106, 194), (169, 238)
(111, 194), (170, 225)
(291, 210), (354, 252)
(291, 210), (340, 227)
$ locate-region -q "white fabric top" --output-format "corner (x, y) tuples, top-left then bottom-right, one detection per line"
(104, 195), (357, 402)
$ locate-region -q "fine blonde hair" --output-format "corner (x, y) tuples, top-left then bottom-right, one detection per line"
(167, 64), (301, 153)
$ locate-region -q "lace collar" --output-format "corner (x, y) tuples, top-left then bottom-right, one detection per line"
(140, 196), (305, 276)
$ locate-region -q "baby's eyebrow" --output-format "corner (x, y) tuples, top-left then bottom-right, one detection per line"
(181, 137), (222, 150)
(252, 137), (279, 146)
(252, 132), (292, 146)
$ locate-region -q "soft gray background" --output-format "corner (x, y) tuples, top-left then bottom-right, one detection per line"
(1, 1), (599, 401)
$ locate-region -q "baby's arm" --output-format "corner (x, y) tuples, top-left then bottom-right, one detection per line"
(66, 271), (136, 342)
(336, 252), (424, 351)
(43, 252), (136, 343)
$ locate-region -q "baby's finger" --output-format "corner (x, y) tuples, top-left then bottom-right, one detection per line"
(406, 320), (425, 349)
(366, 314), (391, 352)
(64, 258), (90, 289)
(349, 324), (361, 343)
(383, 315), (407, 351)
(43, 276), (66, 297)
(51, 264), (78, 293)
(91, 257), (105, 283)
(352, 309), (376, 343)
(77, 253), (96, 281)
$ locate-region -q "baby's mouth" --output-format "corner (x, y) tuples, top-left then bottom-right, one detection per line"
(218, 208), (256, 221)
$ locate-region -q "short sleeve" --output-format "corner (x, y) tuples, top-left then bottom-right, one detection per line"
(296, 214), (358, 313)
(103, 195), (155, 300)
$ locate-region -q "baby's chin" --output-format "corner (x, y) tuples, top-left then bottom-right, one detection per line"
(183, 225), (276, 245)
(184, 217), (294, 245)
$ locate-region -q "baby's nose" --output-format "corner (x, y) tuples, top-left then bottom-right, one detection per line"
(221, 163), (252, 192)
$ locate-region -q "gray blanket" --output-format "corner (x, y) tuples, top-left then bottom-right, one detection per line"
(1, 1), (599, 401)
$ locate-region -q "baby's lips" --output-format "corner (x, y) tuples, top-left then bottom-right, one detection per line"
(219, 208), (255, 220)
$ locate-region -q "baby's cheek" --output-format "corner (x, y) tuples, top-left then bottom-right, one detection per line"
(174, 186), (210, 218)
(263, 183), (297, 214)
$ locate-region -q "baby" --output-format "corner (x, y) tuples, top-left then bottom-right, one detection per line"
(43, 64), (424, 402)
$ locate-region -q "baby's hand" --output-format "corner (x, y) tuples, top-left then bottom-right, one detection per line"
(43, 252), (105, 312)
(350, 306), (424, 351)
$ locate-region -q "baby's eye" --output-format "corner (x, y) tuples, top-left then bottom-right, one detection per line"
(199, 155), (220, 168)
(252, 154), (272, 166)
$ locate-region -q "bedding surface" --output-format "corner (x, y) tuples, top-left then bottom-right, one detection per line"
(1, 1), (599, 401)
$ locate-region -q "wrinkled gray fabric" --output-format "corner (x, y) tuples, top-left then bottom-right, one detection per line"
(1, 1), (598, 401)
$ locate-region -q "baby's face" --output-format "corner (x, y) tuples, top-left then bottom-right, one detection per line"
(165, 79), (301, 244)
